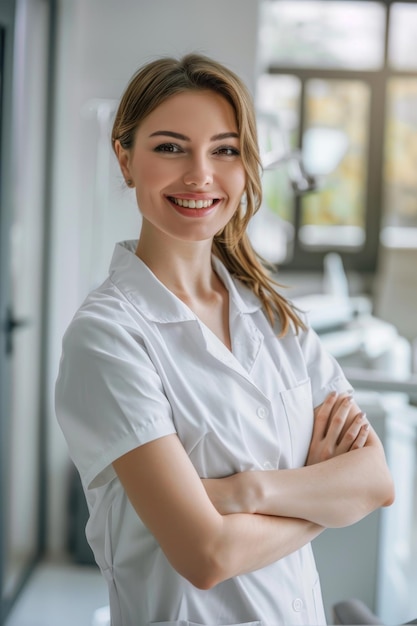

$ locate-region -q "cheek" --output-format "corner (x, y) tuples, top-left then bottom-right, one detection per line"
(230, 167), (246, 200)
(134, 159), (163, 186)
(230, 162), (246, 189)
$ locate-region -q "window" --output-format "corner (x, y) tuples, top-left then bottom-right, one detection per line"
(389, 3), (417, 70)
(383, 79), (417, 241)
(255, 0), (417, 271)
(258, 1), (386, 70)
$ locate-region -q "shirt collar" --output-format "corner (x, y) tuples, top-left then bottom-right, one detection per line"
(211, 255), (263, 316)
(108, 240), (262, 323)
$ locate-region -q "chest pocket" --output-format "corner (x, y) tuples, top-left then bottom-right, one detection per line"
(280, 378), (314, 467)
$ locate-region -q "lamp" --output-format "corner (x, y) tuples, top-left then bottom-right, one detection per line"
(258, 110), (348, 194)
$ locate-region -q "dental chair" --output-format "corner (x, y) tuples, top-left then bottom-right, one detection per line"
(293, 253), (417, 626)
(333, 599), (417, 625)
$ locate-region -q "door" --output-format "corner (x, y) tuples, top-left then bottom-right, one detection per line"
(0, 0), (50, 621)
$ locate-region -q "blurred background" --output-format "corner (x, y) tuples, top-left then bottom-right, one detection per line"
(0, 1), (416, 624)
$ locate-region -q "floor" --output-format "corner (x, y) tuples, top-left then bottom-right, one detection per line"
(4, 559), (109, 626)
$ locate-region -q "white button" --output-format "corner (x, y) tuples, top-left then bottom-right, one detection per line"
(256, 406), (268, 419)
(263, 461), (273, 470)
(292, 598), (304, 612)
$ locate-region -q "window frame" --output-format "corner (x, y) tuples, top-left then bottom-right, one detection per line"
(259, 0), (417, 273)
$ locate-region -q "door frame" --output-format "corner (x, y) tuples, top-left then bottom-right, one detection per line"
(0, 1), (17, 619)
(0, 0), (53, 620)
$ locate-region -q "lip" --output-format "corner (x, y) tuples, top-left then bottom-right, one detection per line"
(166, 195), (221, 218)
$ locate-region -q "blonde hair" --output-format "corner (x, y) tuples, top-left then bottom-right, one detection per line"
(112, 53), (304, 335)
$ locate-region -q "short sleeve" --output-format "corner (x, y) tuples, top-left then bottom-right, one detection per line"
(55, 314), (176, 490)
(297, 316), (353, 407)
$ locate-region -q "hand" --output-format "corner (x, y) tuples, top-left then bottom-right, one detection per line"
(306, 392), (370, 466)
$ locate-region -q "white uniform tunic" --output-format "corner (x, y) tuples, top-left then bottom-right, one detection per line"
(56, 240), (352, 626)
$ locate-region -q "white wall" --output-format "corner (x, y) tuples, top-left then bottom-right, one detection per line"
(48, 0), (261, 555)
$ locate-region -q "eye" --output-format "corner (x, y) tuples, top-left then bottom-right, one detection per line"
(214, 146), (241, 157)
(154, 143), (183, 154)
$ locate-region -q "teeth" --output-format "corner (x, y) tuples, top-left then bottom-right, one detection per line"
(171, 197), (214, 209)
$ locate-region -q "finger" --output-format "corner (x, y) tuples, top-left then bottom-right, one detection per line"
(313, 391), (339, 440)
(337, 397), (363, 440)
(336, 411), (366, 452)
(327, 392), (355, 419)
(325, 395), (353, 443)
(350, 418), (370, 450)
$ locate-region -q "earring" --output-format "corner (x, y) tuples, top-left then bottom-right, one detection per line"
(126, 179), (133, 187)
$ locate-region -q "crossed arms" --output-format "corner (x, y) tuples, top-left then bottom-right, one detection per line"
(113, 392), (394, 590)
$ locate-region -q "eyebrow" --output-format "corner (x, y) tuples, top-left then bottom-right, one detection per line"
(149, 130), (239, 142)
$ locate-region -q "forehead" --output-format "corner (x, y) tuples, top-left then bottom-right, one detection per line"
(139, 90), (239, 137)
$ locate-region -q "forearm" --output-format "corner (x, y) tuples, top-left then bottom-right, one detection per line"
(114, 434), (324, 590)
(204, 434), (394, 529)
(206, 513), (323, 587)
(248, 444), (394, 527)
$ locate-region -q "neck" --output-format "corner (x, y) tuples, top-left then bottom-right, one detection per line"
(135, 222), (231, 350)
(135, 226), (217, 300)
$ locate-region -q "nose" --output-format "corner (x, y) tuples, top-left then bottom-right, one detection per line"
(183, 154), (213, 187)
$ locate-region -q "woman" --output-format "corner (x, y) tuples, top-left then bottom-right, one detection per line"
(55, 54), (394, 626)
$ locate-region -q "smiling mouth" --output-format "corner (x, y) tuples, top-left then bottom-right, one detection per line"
(168, 197), (219, 209)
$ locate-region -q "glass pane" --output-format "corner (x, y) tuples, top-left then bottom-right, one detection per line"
(300, 79), (370, 249)
(258, 1), (385, 70)
(389, 3), (417, 71)
(382, 78), (417, 239)
(256, 73), (301, 222)
(252, 74), (301, 263)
